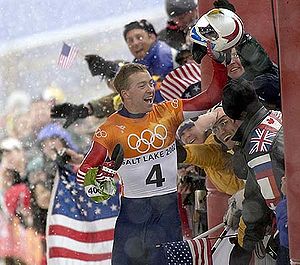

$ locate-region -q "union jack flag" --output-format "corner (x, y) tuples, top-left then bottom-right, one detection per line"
(249, 128), (277, 154)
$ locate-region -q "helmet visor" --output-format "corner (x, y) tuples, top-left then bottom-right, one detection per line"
(198, 24), (219, 41)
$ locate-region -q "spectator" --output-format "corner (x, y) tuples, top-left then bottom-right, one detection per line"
(222, 78), (284, 265)
(77, 62), (227, 264)
(158, 0), (198, 50)
(177, 111), (244, 196)
(51, 19), (178, 128)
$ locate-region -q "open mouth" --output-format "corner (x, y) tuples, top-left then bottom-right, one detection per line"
(223, 135), (232, 142)
(187, 138), (196, 144)
(229, 66), (241, 73)
(144, 95), (154, 104)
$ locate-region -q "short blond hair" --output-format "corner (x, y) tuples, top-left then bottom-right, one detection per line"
(113, 63), (148, 94)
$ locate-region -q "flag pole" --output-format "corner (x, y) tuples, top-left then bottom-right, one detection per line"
(193, 222), (225, 239)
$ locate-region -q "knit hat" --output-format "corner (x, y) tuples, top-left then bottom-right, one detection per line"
(37, 123), (79, 152)
(252, 73), (281, 109)
(177, 120), (195, 139)
(166, 0), (197, 18)
(222, 78), (260, 120)
(123, 19), (157, 39)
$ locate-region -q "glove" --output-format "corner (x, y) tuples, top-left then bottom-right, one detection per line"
(93, 143), (124, 182)
(213, 0), (236, 12)
(96, 161), (116, 181)
(191, 43), (207, 64)
(223, 189), (244, 230)
(207, 41), (232, 65)
(84, 144), (124, 203)
(51, 103), (91, 128)
(84, 54), (119, 79)
(176, 140), (187, 163)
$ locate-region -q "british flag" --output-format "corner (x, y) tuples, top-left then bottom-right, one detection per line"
(249, 128), (277, 154)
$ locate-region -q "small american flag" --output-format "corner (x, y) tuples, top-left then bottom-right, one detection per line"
(46, 168), (119, 265)
(58, 42), (79, 68)
(162, 237), (212, 265)
(160, 62), (201, 100)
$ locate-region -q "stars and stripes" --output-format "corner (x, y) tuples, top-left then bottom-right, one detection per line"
(162, 237), (212, 265)
(160, 62), (201, 100)
(46, 169), (119, 265)
(58, 42), (79, 68)
(249, 128), (277, 154)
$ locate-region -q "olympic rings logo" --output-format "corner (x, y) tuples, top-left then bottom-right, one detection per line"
(95, 128), (107, 138)
(127, 124), (168, 154)
(171, 99), (179, 109)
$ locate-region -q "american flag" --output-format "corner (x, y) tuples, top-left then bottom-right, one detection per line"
(162, 237), (212, 265)
(249, 128), (277, 154)
(46, 168), (119, 265)
(58, 42), (79, 68)
(160, 62), (201, 100)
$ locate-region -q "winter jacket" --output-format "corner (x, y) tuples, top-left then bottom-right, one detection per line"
(184, 134), (244, 195)
(157, 23), (186, 51)
(133, 40), (177, 78)
(236, 33), (278, 81)
(232, 105), (284, 251)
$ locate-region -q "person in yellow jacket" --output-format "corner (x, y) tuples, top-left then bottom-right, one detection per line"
(177, 111), (244, 196)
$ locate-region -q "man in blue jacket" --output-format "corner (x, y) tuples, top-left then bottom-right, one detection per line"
(51, 19), (177, 127)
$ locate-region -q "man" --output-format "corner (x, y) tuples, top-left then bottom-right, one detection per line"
(158, 0), (198, 50)
(77, 62), (227, 264)
(51, 19), (176, 128)
(222, 78), (284, 264)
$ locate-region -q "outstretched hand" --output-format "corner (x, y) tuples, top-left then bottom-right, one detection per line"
(50, 103), (90, 128)
(84, 54), (119, 79)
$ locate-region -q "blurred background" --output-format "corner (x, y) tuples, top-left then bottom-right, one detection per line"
(0, 0), (166, 107)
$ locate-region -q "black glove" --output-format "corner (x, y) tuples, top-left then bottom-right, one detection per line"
(176, 140), (187, 163)
(51, 103), (90, 128)
(191, 43), (207, 64)
(84, 54), (119, 79)
(213, 0), (236, 12)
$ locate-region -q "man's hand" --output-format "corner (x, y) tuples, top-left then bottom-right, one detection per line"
(84, 54), (119, 79)
(96, 143), (124, 181)
(213, 0), (236, 12)
(50, 103), (91, 128)
(207, 41), (232, 65)
(191, 43), (207, 64)
(224, 189), (244, 230)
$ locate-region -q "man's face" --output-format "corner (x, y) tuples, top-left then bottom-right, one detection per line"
(212, 115), (239, 149)
(172, 9), (197, 31)
(227, 48), (245, 79)
(122, 71), (155, 114)
(180, 125), (205, 144)
(125, 29), (156, 59)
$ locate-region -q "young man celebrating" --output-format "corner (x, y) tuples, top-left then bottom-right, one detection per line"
(77, 62), (227, 264)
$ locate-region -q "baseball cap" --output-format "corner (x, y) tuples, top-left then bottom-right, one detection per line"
(166, 0), (197, 18)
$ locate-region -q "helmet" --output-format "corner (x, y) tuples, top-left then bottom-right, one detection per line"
(190, 8), (244, 51)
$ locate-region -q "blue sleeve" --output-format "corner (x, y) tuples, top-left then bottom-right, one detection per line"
(275, 199), (289, 248)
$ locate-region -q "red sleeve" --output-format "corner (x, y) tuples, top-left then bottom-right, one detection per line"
(77, 141), (108, 185)
(182, 60), (227, 112)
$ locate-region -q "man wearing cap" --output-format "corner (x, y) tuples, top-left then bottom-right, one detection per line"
(51, 19), (177, 128)
(158, 0), (198, 50)
(222, 78), (284, 264)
